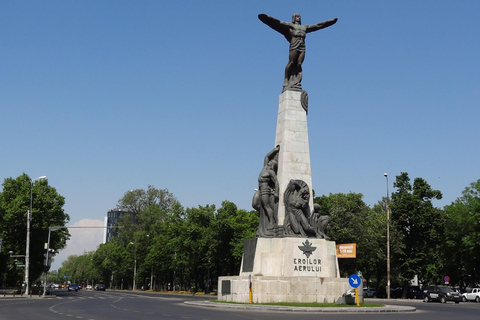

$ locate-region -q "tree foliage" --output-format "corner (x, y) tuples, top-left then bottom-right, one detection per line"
(0, 173), (70, 287)
(80, 188), (259, 292)
(443, 179), (480, 288)
(390, 172), (444, 290)
(314, 192), (387, 288)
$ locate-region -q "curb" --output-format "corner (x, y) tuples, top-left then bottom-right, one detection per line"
(184, 300), (416, 313)
(0, 294), (56, 299)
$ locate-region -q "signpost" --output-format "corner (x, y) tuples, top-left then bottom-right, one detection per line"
(349, 274), (361, 306)
(444, 275), (450, 285)
(248, 274), (252, 304)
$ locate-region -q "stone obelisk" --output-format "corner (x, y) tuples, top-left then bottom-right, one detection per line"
(274, 90), (313, 226)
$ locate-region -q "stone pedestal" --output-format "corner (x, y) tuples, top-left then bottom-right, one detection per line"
(240, 238), (339, 278)
(218, 275), (351, 304)
(217, 238), (353, 303)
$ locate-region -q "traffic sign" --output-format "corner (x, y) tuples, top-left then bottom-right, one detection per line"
(349, 274), (361, 288)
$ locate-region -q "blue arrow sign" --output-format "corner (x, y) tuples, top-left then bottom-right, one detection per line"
(349, 274), (361, 288)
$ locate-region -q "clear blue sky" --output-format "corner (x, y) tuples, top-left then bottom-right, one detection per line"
(2, 0), (480, 263)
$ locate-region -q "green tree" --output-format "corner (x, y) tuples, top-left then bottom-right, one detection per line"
(211, 201), (258, 277)
(117, 186), (178, 222)
(179, 204), (216, 291)
(0, 173), (70, 287)
(113, 186), (182, 290)
(314, 192), (373, 277)
(92, 240), (131, 288)
(58, 252), (98, 286)
(390, 172), (444, 292)
(146, 202), (186, 290)
(443, 179), (480, 287)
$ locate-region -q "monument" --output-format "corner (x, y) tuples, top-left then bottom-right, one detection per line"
(218, 13), (354, 303)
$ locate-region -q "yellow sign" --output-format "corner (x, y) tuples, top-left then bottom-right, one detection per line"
(336, 243), (356, 258)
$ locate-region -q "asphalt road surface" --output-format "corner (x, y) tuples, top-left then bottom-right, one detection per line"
(2, 290), (480, 320)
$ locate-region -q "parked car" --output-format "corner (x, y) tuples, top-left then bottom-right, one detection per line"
(95, 284), (106, 291)
(408, 286), (424, 299)
(86, 285), (92, 290)
(363, 288), (376, 298)
(376, 287), (387, 298)
(423, 285), (461, 303)
(68, 283), (79, 292)
(390, 287), (404, 299)
(462, 288), (480, 302)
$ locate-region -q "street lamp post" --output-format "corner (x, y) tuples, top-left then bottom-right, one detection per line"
(384, 173), (390, 300)
(42, 226), (62, 298)
(25, 175), (46, 296)
(130, 242), (136, 290)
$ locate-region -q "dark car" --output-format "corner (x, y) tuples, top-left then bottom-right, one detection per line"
(424, 285), (461, 303)
(68, 283), (79, 292)
(391, 287), (404, 299)
(95, 284), (106, 291)
(408, 286), (424, 299)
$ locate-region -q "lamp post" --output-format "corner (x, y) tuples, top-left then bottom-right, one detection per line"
(42, 226), (62, 298)
(25, 175), (46, 296)
(130, 242), (136, 290)
(384, 173), (390, 300)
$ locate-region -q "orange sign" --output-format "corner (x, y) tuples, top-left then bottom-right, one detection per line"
(336, 243), (357, 258)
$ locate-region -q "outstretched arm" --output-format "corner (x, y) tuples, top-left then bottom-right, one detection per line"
(258, 14), (292, 41)
(306, 18), (338, 33)
(263, 145), (280, 166)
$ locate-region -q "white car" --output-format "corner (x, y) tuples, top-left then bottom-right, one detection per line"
(462, 288), (480, 302)
(363, 288), (376, 298)
(86, 285), (92, 290)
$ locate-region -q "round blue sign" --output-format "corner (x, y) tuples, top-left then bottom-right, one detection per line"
(349, 274), (361, 288)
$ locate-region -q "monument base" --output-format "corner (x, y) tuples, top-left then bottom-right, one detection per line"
(218, 275), (354, 303)
(217, 237), (359, 303)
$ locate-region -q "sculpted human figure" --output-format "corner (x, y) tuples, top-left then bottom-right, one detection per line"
(252, 146), (280, 237)
(283, 179), (317, 237)
(311, 203), (330, 240)
(258, 13), (338, 91)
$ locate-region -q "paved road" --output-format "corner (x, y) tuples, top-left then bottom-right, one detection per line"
(1, 291), (480, 320)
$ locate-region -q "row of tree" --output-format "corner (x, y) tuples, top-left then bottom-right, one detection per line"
(2, 173), (480, 296)
(58, 188), (258, 292)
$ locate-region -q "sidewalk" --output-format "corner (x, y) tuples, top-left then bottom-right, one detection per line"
(184, 300), (416, 313)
